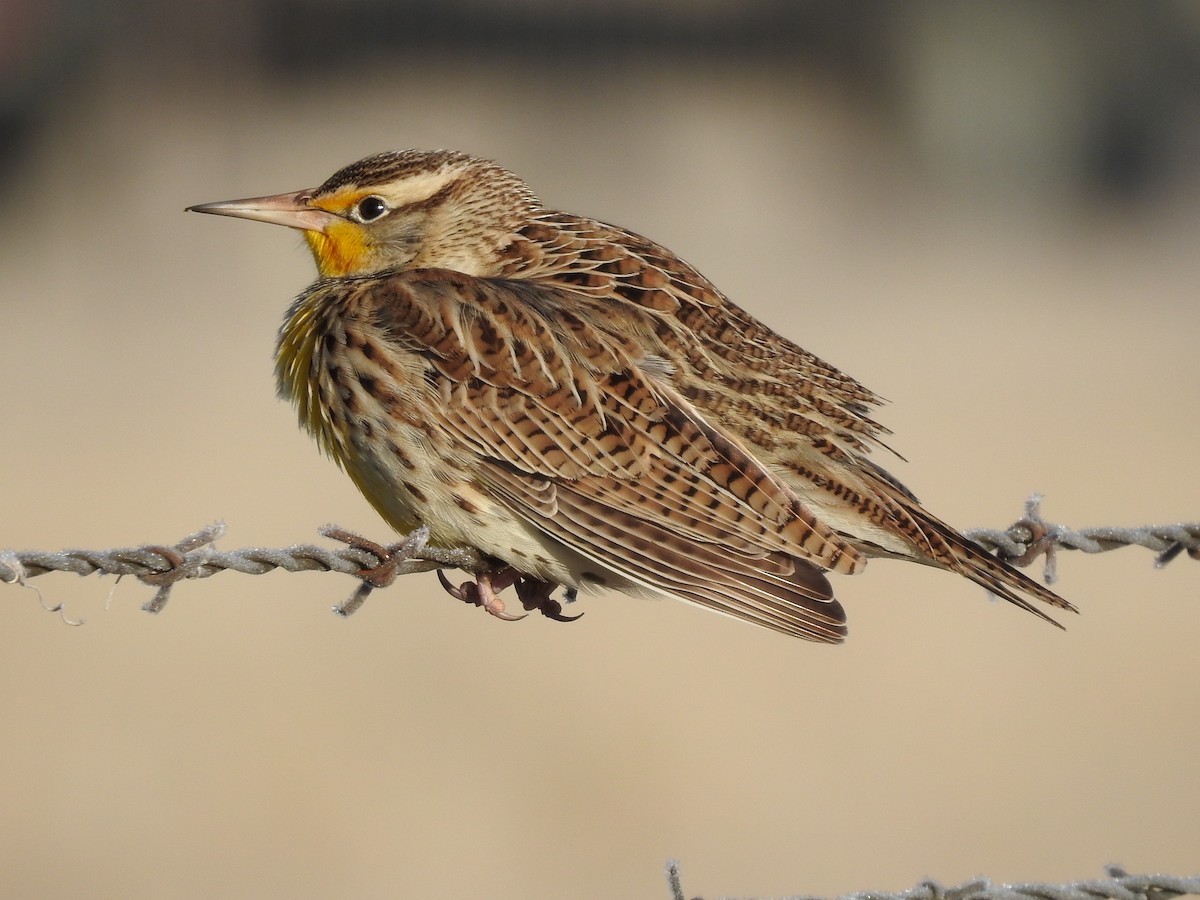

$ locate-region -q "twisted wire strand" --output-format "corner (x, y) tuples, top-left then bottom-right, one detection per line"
(0, 522), (488, 622)
(1, 496), (1195, 622)
(963, 495), (1200, 583)
(664, 862), (1200, 900)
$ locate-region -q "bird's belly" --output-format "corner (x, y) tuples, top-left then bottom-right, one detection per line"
(342, 421), (602, 587)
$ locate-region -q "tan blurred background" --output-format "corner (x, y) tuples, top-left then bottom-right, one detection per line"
(1, 2), (1197, 898)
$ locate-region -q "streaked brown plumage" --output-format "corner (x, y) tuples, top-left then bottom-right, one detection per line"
(188, 149), (1076, 640)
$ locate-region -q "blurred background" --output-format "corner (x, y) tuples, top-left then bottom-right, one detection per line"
(1, 2), (1197, 898)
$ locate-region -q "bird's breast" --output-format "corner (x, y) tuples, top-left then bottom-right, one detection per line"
(274, 283), (494, 544)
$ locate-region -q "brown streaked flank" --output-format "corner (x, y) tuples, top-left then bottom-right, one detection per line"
(188, 149), (1077, 641)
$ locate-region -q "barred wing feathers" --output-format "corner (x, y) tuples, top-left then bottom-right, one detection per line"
(363, 269), (863, 640)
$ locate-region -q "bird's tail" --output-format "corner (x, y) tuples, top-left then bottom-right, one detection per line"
(848, 460), (1078, 626)
(903, 498), (1077, 627)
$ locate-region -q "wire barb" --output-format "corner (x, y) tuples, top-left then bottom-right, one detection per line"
(321, 524), (433, 617)
(663, 862), (1200, 900)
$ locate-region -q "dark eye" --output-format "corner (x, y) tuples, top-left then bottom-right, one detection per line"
(354, 195), (388, 222)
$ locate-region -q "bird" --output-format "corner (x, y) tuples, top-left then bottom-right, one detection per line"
(187, 149), (1076, 641)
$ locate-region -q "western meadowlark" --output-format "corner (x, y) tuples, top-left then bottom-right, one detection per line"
(188, 149), (1075, 641)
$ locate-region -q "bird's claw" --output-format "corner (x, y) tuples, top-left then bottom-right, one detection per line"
(541, 604), (584, 623)
(435, 568), (468, 601)
(515, 578), (584, 622)
(437, 569), (526, 621)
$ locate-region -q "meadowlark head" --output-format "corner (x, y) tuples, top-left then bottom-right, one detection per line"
(188, 150), (539, 278)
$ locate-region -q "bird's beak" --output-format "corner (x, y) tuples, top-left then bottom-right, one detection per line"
(186, 190), (341, 233)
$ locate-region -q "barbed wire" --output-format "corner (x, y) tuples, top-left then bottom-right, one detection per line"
(0, 496), (1195, 623)
(0, 523), (486, 623)
(963, 496), (1200, 584)
(664, 862), (1200, 900)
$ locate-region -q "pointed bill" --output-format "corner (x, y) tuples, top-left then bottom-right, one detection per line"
(186, 190), (340, 233)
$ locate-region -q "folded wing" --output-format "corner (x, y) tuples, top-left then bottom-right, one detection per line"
(363, 268), (864, 640)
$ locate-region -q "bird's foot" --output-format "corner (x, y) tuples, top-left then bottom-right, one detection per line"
(514, 578), (583, 622)
(436, 567), (582, 624)
(437, 567), (527, 621)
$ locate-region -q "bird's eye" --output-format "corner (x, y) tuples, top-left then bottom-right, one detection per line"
(353, 195), (389, 222)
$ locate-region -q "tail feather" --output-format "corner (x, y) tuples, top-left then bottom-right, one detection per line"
(902, 499), (1078, 627)
(840, 459), (1077, 626)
